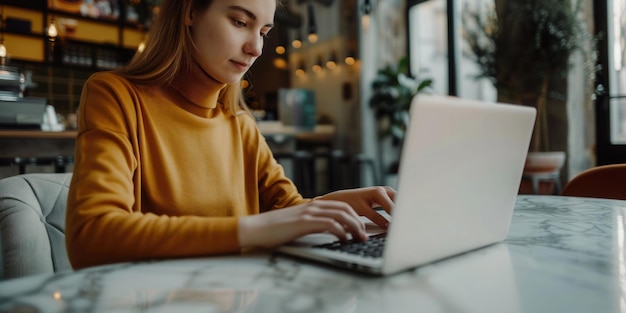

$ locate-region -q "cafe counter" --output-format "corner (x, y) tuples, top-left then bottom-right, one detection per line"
(0, 123), (335, 155)
(0, 123), (335, 178)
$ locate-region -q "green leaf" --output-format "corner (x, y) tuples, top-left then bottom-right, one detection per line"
(390, 124), (405, 142)
(417, 79), (433, 92)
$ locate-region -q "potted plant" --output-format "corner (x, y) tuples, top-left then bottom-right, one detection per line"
(369, 56), (432, 176)
(462, 0), (598, 193)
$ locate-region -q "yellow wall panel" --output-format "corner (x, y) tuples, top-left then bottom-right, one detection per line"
(5, 6), (44, 34)
(5, 34), (45, 62)
(122, 28), (143, 49)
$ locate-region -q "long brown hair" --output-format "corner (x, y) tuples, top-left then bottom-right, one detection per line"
(117, 0), (244, 115)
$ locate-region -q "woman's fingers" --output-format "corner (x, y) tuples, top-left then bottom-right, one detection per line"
(299, 216), (351, 241)
(344, 187), (395, 229)
(359, 206), (390, 229)
(370, 186), (396, 215)
(304, 201), (367, 241)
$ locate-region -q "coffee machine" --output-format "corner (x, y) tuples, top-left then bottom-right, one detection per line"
(0, 65), (32, 101)
(0, 65), (49, 129)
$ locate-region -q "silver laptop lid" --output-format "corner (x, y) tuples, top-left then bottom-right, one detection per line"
(382, 94), (536, 275)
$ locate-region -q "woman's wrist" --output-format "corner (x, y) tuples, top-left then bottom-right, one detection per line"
(237, 215), (257, 248)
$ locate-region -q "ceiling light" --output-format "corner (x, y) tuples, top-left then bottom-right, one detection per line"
(296, 60), (306, 77)
(312, 56), (323, 73)
(292, 29), (303, 48)
(47, 19), (58, 40)
(273, 57), (288, 69)
(361, 0), (372, 30)
(307, 3), (318, 43)
(275, 45), (286, 55)
(345, 50), (356, 65)
(326, 52), (337, 69)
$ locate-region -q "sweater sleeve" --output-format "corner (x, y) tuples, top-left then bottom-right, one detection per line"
(66, 73), (240, 269)
(236, 113), (310, 211)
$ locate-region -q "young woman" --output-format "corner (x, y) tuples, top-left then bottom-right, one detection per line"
(66, 0), (395, 269)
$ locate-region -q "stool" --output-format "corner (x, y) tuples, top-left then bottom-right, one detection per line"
(273, 150), (381, 195)
(322, 151), (381, 191)
(522, 171), (562, 195)
(274, 150), (317, 198)
(325, 150), (353, 191)
(292, 150), (316, 197)
(353, 154), (380, 187)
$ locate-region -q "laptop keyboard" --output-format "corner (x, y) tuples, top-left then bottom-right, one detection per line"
(313, 233), (387, 258)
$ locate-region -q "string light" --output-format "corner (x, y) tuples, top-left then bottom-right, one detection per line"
(273, 57), (288, 69)
(326, 51), (337, 69)
(0, 40), (6, 60)
(307, 2), (318, 43)
(47, 18), (58, 40)
(46, 17), (58, 62)
(292, 29), (303, 48)
(345, 50), (356, 66)
(361, 0), (372, 30)
(0, 5), (6, 64)
(312, 56), (323, 73)
(241, 79), (249, 89)
(137, 26), (146, 53)
(137, 40), (146, 53)
(295, 60), (306, 77)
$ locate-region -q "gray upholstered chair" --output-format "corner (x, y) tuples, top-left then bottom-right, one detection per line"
(0, 173), (73, 279)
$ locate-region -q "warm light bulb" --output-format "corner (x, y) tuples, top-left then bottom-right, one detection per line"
(361, 0), (372, 30)
(296, 61), (306, 77)
(308, 33), (318, 43)
(292, 39), (302, 49)
(345, 56), (356, 65)
(0, 43), (6, 58)
(273, 58), (287, 69)
(361, 14), (370, 30)
(312, 64), (322, 73)
(137, 41), (145, 53)
(47, 21), (58, 38)
(275, 46), (286, 55)
(326, 60), (336, 69)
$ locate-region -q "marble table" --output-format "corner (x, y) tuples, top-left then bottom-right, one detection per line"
(1, 195), (624, 313)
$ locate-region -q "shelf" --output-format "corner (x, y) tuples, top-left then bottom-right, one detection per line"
(5, 30), (43, 39)
(50, 38), (134, 70)
(47, 9), (121, 26)
(2, 0), (46, 11)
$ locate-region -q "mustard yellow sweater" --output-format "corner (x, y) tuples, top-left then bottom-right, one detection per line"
(66, 70), (306, 269)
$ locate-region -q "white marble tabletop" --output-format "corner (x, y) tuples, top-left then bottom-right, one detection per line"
(1, 195), (624, 313)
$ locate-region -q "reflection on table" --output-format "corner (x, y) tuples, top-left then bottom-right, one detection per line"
(0, 195), (623, 313)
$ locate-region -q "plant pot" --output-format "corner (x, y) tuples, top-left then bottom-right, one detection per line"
(524, 151), (566, 173)
(519, 151), (566, 195)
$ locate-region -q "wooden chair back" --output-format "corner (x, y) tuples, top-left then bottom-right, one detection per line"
(561, 164), (626, 200)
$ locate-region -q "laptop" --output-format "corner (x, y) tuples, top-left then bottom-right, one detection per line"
(275, 94), (537, 276)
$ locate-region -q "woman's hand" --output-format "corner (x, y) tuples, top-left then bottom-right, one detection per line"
(237, 186), (396, 249)
(315, 186), (396, 229)
(238, 199), (368, 248)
